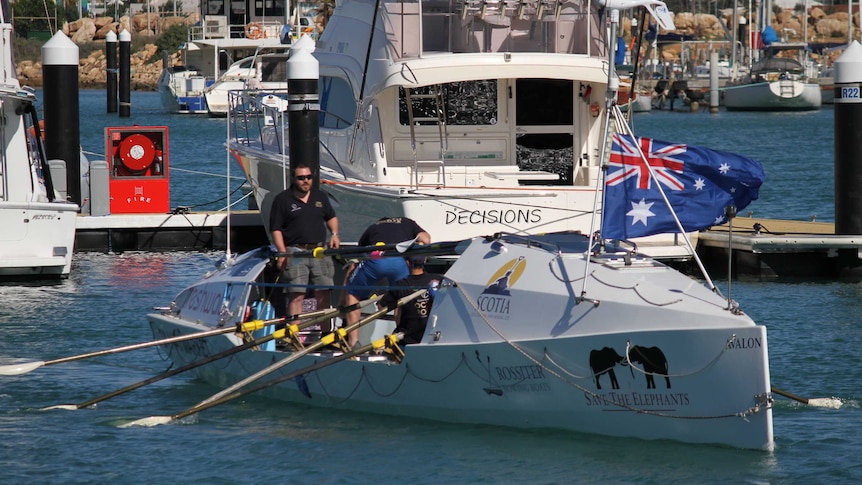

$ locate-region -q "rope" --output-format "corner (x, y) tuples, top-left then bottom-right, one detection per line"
(625, 336), (737, 380)
(450, 280), (769, 420)
(588, 271), (684, 307)
(548, 254), (587, 284)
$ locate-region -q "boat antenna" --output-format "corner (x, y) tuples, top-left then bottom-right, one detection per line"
(578, 6), (624, 305)
(347, 0), (383, 165)
(225, 99), (232, 259)
(625, 8), (648, 123)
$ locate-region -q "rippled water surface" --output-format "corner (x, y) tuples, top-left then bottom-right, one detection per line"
(0, 94), (859, 484)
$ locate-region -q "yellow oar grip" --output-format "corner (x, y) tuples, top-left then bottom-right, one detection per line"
(313, 247), (326, 259)
(239, 320), (266, 332)
(319, 328), (347, 346)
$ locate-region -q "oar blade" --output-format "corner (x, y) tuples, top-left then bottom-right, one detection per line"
(119, 416), (175, 428)
(0, 361), (46, 376)
(395, 236), (420, 253)
(806, 397), (844, 409)
(41, 404), (79, 411)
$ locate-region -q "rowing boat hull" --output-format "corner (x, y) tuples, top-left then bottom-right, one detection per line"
(148, 237), (773, 449)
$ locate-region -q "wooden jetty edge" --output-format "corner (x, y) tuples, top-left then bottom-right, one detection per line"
(75, 210), (268, 253)
(698, 217), (861, 278)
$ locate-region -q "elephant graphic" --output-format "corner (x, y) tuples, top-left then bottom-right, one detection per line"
(629, 345), (671, 389)
(589, 347), (626, 390)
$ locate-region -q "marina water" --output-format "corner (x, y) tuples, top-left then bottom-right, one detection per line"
(0, 91), (859, 483)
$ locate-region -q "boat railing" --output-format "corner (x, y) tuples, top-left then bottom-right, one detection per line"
(381, 0), (603, 59)
(228, 89), (352, 181)
(190, 16), (285, 41)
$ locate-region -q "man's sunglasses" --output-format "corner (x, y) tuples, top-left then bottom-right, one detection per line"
(295, 175), (313, 181)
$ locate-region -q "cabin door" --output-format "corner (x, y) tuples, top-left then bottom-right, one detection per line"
(511, 79), (576, 185)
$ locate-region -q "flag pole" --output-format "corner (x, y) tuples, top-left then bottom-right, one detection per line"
(725, 205), (737, 312)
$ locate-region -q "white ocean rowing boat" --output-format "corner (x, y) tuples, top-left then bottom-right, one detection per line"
(143, 230), (773, 449)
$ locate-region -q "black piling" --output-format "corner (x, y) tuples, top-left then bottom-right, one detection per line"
(106, 30), (118, 113)
(287, 36), (320, 185)
(119, 29), (131, 117)
(833, 41), (862, 277)
(41, 31), (81, 206)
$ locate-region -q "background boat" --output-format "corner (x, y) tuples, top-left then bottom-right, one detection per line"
(230, 0), (695, 261)
(0, 6), (78, 278)
(723, 43), (822, 111)
(203, 49), (290, 117)
(157, 3), (290, 114)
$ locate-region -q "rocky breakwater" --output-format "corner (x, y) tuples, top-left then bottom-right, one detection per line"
(16, 12), (198, 90)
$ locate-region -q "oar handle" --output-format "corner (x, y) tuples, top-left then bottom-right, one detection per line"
(275, 239), (465, 261)
(771, 386), (809, 405)
(42, 326), (236, 367)
(63, 296), (383, 410)
(173, 332), (405, 421)
(201, 290), (422, 406)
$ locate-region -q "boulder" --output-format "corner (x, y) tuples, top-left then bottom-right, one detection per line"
(94, 17), (115, 28)
(70, 21), (97, 43)
(95, 23), (118, 40)
(816, 18), (847, 38)
(133, 13), (160, 33)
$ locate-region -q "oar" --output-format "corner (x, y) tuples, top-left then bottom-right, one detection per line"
(121, 331), (406, 428)
(300, 239), (465, 261)
(42, 296), (380, 411)
(771, 386), (843, 408)
(0, 306), (334, 377)
(190, 289), (423, 409)
(277, 236), (421, 260)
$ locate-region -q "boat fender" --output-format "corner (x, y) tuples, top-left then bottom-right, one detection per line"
(428, 280), (439, 298)
(28, 119), (45, 142)
(245, 22), (265, 40)
(250, 300), (276, 351)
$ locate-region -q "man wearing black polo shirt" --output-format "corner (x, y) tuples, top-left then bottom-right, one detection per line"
(270, 164), (340, 321)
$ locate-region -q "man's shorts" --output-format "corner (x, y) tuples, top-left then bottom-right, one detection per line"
(282, 256), (334, 293)
(347, 258), (409, 300)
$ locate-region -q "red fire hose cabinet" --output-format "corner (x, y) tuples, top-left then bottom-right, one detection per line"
(105, 126), (170, 213)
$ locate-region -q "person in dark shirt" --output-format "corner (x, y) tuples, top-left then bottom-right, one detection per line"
(379, 256), (443, 345)
(343, 217), (430, 346)
(269, 164), (339, 321)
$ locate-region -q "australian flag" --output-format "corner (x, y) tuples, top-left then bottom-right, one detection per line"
(603, 134), (765, 240)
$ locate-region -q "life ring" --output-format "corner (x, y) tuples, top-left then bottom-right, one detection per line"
(245, 22), (264, 39)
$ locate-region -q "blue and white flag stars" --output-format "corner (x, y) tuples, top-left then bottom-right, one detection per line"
(602, 134), (765, 240)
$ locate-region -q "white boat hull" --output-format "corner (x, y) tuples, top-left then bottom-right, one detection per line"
(0, 201), (78, 277)
(0, 15), (79, 279)
(157, 68), (209, 114)
(148, 237), (773, 449)
(724, 80), (821, 111)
